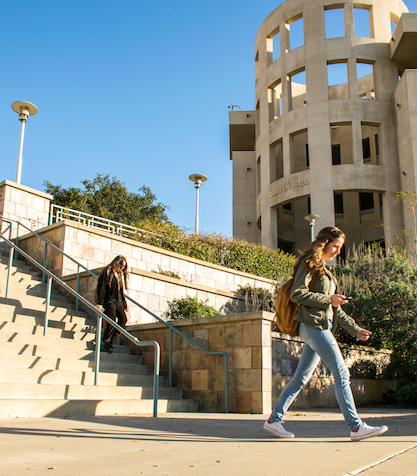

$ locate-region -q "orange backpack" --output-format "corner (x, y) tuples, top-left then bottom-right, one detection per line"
(274, 274), (316, 337)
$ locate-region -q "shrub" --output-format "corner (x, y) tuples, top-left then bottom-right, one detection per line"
(335, 245), (417, 383)
(132, 222), (295, 281)
(163, 296), (218, 321)
(396, 382), (417, 406)
(235, 284), (275, 312)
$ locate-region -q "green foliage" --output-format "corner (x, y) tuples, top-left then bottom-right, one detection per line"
(335, 245), (417, 382)
(235, 284), (275, 312)
(151, 267), (181, 280)
(44, 173), (170, 225)
(396, 382), (417, 406)
(163, 296), (218, 321)
(135, 222), (295, 281)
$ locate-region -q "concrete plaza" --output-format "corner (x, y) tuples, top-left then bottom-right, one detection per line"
(1, 408), (416, 475)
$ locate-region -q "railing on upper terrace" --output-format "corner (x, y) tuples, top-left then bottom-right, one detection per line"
(50, 204), (158, 241)
(1, 214), (229, 413)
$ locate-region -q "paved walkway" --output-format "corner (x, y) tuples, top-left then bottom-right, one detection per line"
(1, 408), (416, 476)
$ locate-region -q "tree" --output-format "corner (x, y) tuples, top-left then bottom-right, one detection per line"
(44, 173), (170, 225)
(395, 190), (417, 256)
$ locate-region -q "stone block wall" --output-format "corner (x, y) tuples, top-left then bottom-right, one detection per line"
(0, 180), (52, 237)
(17, 220), (276, 323)
(127, 311), (274, 413)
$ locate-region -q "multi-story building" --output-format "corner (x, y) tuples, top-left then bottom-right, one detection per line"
(229, 0), (417, 255)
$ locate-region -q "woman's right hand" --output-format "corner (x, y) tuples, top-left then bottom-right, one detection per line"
(95, 304), (103, 312)
(330, 294), (349, 307)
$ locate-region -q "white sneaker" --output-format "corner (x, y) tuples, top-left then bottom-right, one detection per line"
(350, 422), (388, 441)
(263, 420), (295, 438)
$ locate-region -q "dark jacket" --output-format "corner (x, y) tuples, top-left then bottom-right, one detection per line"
(96, 270), (127, 309)
(290, 262), (360, 337)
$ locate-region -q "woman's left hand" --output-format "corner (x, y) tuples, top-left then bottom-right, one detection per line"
(356, 328), (372, 341)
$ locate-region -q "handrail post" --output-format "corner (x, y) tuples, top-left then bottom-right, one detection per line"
(42, 242), (47, 283)
(224, 354), (229, 413)
(5, 244), (13, 299)
(76, 264), (80, 311)
(44, 276), (52, 336)
(94, 312), (102, 385)
(152, 341), (160, 417)
(169, 327), (173, 387)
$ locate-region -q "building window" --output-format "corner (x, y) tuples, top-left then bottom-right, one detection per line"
(334, 192), (344, 215)
(357, 61), (375, 99)
(306, 144), (309, 167)
(324, 6), (345, 39)
(270, 139), (283, 182)
(361, 123), (379, 164)
(362, 138), (371, 162)
(287, 14), (304, 51)
(359, 192), (374, 212)
(289, 69), (306, 111)
(327, 62), (349, 99)
(290, 129), (309, 173)
(268, 80), (282, 121)
(330, 123), (353, 164)
(267, 27), (280, 64)
(332, 145), (341, 165)
(354, 7), (372, 38)
(278, 238), (294, 254)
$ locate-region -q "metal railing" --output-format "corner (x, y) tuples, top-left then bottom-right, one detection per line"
(0, 214), (229, 412)
(50, 204), (159, 241)
(0, 217), (160, 417)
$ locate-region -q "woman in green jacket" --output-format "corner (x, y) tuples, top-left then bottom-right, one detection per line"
(263, 227), (388, 441)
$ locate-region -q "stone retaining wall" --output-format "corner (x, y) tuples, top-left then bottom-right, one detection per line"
(17, 220), (276, 323)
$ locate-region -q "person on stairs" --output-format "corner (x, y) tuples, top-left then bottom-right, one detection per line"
(263, 227), (388, 442)
(95, 255), (129, 354)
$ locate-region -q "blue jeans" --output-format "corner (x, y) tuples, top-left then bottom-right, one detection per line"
(269, 323), (361, 431)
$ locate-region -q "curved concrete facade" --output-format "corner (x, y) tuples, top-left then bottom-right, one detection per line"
(230, 0), (417, 254)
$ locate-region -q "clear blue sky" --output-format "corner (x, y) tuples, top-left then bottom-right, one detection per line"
(1, 0), (415, 236)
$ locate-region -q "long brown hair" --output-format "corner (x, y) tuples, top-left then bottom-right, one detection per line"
(100, 255), (129, 290)
(294, 227), (346, 276)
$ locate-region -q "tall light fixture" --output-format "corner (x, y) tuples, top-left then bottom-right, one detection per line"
(189, 174), (207, 235)
(12, 101), (38, 184)
(304, 214), (320, 242)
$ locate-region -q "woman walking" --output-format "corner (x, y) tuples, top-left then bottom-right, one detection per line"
(95, 255), (129, 353)
(264, 227), (388, 441)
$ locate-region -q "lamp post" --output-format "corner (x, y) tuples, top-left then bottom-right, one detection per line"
(12, 101), (38, 185)
(304, 214), (320, 242)
(189, 174), (207, 235)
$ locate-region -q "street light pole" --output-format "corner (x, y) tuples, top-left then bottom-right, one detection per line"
(12, 101), (38, 185)
(304, 214), (320, 242)
(189, 174), (207, 235)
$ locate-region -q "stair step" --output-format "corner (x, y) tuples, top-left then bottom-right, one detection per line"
(0, 301), (93, 322)
(0, 312), (96, 333)
(0, 341), (145, 363)
(0, 397), (198, 418)
(0, 320), (96, 341)
(0, 250), (198, 417)
(0, 368), (177, 393)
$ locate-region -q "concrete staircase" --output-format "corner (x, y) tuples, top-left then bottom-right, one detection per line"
(0, 252), (198, 417)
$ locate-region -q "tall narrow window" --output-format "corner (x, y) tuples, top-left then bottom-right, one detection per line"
(287, 15), (304, 50)
(331, 123), (353, 164)
(334, 192), (344, 215)
(354, 7), (372, 38)
(357, 61), (375, 99)
(270, 139), (283, 182)
(325, 7), (345, 39)
(290, 129), (309, 173)
(267, 28), (280, 64)
(361, 123), (379, 164)
(268, 80), (282, 121)
(289, 69), (306, 110)
(327, 62), (349, 99)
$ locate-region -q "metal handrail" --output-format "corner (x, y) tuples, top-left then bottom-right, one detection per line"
(50, 204), (160, 240)
(0, 222), (160, 417)
(0, 214), (229, 412)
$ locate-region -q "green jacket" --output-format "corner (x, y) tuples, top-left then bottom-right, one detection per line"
(290, 263), (361, 337)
